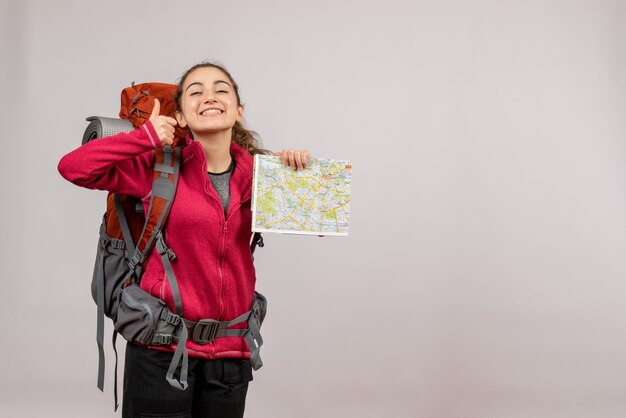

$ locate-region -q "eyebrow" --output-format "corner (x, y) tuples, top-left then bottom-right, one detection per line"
(185, 80), (232, 92)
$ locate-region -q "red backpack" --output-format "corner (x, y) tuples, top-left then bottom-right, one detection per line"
(84, 88), (183, 409)
(119, 82), (188, 143)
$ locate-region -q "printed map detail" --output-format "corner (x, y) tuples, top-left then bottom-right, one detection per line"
(252, 155), (351, 236)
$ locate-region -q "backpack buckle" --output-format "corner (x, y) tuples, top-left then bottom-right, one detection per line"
(110, 239), (126, 250)
(161, 310), (181, 326)
(127, 252), (144, 270)
(152, 334), (172, 345)
(155, 234), (176, 260)
(192, 319), (220, 344)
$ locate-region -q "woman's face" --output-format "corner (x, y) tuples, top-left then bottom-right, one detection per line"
(176, 67), (243, 136)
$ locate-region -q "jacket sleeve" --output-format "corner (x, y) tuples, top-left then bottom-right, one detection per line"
(58, 121), (162, 199)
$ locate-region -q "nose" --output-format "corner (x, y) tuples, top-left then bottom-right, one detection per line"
(202, 91), (217, 103)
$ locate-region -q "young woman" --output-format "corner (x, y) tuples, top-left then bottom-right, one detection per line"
(58, 62), (310, 418)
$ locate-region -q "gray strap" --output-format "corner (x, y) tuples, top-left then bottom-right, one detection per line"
(154, 232), (186, 388)
(154, 163), (174, 175)
(245, 315), (264, 370)
(155, 232), (183, 317)
(166, 320), (189, 390)
(112, 331), (119, 411)
(127, 146), (180, 278)
(181, 310), (255, 340)
(159, 146), (173, 179)
(152, 177), (176, 200)
(226, 309), (252, 327)
(113, 195), (136, 256)
(96, 220), (107, 391)
(157, 146), (189, 390)
(153, 145), (178, 199)
(223, 329), (249, 337)
(182, 310), (250, 329)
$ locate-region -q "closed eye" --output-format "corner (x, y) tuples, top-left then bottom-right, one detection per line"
(190, 91), (201, 96)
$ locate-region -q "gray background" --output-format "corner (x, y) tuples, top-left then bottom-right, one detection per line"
(2, 0), (626, 417)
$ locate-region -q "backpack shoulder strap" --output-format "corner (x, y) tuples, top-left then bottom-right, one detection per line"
(103, 145), (182, 402)
(127, 144), (181, 278)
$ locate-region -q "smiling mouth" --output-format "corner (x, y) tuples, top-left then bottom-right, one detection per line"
(200, 109), (223, 116)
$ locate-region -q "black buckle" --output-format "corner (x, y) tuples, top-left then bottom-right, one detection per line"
(192, 319), (220, 344)
(161, 311), (181, 326)
(153, 334), (172, 345)
(110, 239), (126, 250)
(127, 252), (143, 270)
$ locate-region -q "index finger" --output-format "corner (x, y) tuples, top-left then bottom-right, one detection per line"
(162, 116), (178, 126)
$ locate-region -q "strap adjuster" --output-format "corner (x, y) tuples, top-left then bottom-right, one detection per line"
(156, 234), (176, 260)
(192, 319), (220, 344)
(127, 252), (144, 270)
(110, 239), (126, 250)
(152, 334), (172, 345)
(161, 310), (181, 326)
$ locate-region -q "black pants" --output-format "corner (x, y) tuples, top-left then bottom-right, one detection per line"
(123, 343), (253, 418)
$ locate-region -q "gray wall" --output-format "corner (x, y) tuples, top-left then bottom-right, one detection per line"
(2, 0), (626, 417)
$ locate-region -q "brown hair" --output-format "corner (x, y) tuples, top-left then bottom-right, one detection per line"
(175, 61), (269, 155)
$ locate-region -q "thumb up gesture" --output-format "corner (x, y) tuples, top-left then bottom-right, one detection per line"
(148, 99), (177, 145)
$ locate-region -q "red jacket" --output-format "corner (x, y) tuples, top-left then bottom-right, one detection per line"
(58, 121), (257, 360)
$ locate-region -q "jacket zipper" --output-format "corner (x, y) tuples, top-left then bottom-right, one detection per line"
(217, 220), (228, 319)
(196, 151), (223, 356)
(217, 183), (252, 320)
(198, 143), (253, 329)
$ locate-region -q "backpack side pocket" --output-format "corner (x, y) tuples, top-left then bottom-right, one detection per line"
(91, 219), (129, 319)
(252, 291), (267, 328)
(114, 283), (179, 346)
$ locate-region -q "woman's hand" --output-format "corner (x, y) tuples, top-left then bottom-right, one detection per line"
(274, 148), (312, 170)
(149, 99), (177, 145)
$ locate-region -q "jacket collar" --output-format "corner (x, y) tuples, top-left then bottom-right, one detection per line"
(183, 134), (254, 203)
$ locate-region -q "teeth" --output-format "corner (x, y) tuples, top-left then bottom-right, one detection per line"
(202, 109), (222, 115)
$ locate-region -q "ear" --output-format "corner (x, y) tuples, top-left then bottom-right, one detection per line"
(236, 105), (244, 122)
(175, 111), (187, 128)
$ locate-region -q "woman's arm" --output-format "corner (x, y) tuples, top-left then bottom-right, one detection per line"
(58, 121), (162, 199)
(58, 102), (177, 198)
